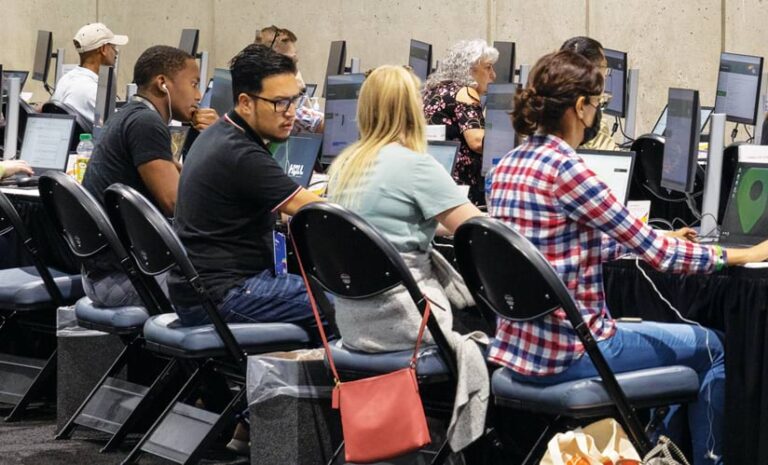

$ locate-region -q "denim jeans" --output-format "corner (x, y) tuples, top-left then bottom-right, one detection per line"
(176, 270), (330, 338)
(507, 321), (724, 465)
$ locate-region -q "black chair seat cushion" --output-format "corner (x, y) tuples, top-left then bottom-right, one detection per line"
(492, 365), (699, 414)
(0, 266), (83, 307)
(74, 297), (149, 330)
(330, 339), (450, 377)
(143, 313), (311, 354)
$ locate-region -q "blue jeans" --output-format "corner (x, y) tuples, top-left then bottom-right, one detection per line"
(508, 321), (724, 465)
(177, 270), (329, 334)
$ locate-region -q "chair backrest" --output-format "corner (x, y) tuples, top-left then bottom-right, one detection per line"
(38, 172), (171, 315)
(289, 202), (457, 375)
(41, 100), (93, 135)
(453, 216), (652, 453)
(0, 190), (64, 305)
(103, 183), (246, 367)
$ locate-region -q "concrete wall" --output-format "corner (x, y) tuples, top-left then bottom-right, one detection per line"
(1, 0), (767, 134)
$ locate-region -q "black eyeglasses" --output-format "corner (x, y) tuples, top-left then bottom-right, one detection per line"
(588, 93), (612, 111)
(247, 93), (303, 113)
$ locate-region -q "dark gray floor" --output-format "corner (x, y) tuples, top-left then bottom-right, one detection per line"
(0, 406), (248, 465)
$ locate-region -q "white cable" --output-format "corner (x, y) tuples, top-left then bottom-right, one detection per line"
(166, 90), (173, 125)
(633, 258), (718, 461)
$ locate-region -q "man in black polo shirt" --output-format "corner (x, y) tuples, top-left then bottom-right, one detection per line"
(169, 44), (323, 327)
(83, 45), (203, 217)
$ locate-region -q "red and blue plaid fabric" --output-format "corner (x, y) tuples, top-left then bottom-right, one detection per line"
(487, 134), (717, 376)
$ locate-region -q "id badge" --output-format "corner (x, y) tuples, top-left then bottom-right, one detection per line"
(273, 231), (288, 277)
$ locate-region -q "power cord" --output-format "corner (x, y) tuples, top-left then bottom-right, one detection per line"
(633, 258), (718, 461)
(731, 124), (739, 143)
(617, 117), (635, 143)
(744, 124), (754, 143)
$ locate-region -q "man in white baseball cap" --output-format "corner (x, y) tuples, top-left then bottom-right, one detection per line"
(51, 23), (129, 123)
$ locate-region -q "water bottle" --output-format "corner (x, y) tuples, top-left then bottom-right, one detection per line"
(74, 133), (94, 183)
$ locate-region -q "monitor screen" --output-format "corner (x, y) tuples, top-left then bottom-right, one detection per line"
(209, 68), (233, 116)
(178, 29), (200, 56)
(719, 161), (768, 245)
(272, 133), (323, 187)
(661, 88), (700, 193)
(199, 78), (214, 108)
(482, 83), (518, 175)
(577, 150), (636, 204)
(93, 65), (116, 129)
(714, 52), (763, 125)
(493, 41), (516, 84)
(322, 73), (364, 164)
(323, 41), (346, 97)
(408, 39), (432, 82)
(2, 70), (29, 95)
(32, 30), (53, 83)
(19, 114), (75, 171)
(304, 83), (317, 98)
(427, 141), (460, 174)
(653, 105), (714, 137)
(603, 48), (627, 118)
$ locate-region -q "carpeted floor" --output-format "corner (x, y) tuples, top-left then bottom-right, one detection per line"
(0, 405), (248, 465)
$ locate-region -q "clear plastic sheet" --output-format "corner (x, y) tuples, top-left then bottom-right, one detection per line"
(247, 349), (334, 406)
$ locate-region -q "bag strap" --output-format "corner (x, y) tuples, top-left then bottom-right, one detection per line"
(290, 227), (432, 384)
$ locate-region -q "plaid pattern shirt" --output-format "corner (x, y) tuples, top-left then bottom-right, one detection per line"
(487, 134), (718, 376)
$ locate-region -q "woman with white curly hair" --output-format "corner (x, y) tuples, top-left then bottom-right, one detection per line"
(423, 39), (498, 205)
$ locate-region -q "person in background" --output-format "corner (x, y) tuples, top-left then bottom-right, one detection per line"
(423, 39), (498, 206)
(488, 50), (768, 465)
(560, 36), (619, 150)
(52, 23), (128, 123)
(255, 25), (322, 133)
(327, 65), (488, 453)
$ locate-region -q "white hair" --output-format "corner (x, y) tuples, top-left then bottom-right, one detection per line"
(425, 39), (499, 90)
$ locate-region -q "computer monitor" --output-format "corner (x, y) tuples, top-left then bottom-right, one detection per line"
(2, 70), (29, 95)
(169, 125), (190, 162)
(408, 39), (432, 82)
(272, 133), (323, 188)
(661, 88), (701, 193)
(718, 159), (768, 246)
(427, 141), (460, 174)
(323, 41), (347, 97)
(178, 29), (200, 56)
(322, 73), (364, 164)
(652, 105), (714, 137)
(493, 41), (516, 84)
(32, 30), (53, 84)
(304, 83), (317, 98)
(603, 48), (627, 118)
(577, 149), (636, 204)
(714, 52), (764, 125)
(209, 68), (233, 116)
(18, 113), (75, 172)
(93, 65), (116, 130)
(482, 83), (519, 175)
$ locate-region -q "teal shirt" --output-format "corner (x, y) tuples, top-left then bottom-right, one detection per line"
(331, 143), (469, 253)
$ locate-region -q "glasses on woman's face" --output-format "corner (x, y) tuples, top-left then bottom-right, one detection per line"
(599, 63), (613, 78)
(589, 93), (612, 111)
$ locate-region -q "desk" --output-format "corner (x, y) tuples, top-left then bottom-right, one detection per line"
(0, 187), (79, 273)
(603, 259), (768, 465)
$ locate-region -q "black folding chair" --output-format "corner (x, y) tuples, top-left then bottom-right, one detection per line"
(0, 190), (84, 421)
(290, 202), (464, 465)
(104, 183), (311, 465)
(38, 172), (180, 452)
(454, 217), (700, 463)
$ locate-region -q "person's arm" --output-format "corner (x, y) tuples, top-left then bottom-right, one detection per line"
(724, 241), (768, 265)
(435, 202), (483, 234)
(554, 157), (718, 274)
(137, 159), (180, 216)
(191, 108), (219, 131)
(454, 87), (485, 154)
(276, 187), (324, 216)
(0, 160), (33, 179)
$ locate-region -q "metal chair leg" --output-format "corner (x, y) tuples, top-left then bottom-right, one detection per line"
(5, 349), (56, 422)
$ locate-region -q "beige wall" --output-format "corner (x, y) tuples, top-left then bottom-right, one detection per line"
(1, 0), (767, 134)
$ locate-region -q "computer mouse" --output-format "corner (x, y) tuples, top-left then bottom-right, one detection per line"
(15, 176), (38, 187)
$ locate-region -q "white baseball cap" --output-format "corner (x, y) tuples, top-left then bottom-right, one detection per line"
(73, 23), (129, 53)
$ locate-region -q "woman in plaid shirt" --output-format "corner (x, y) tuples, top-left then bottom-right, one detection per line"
(487, 50), (768, 465)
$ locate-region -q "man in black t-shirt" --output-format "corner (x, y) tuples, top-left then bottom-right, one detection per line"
(81, 45), (202, 307)
(169, 44), (324, 327)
